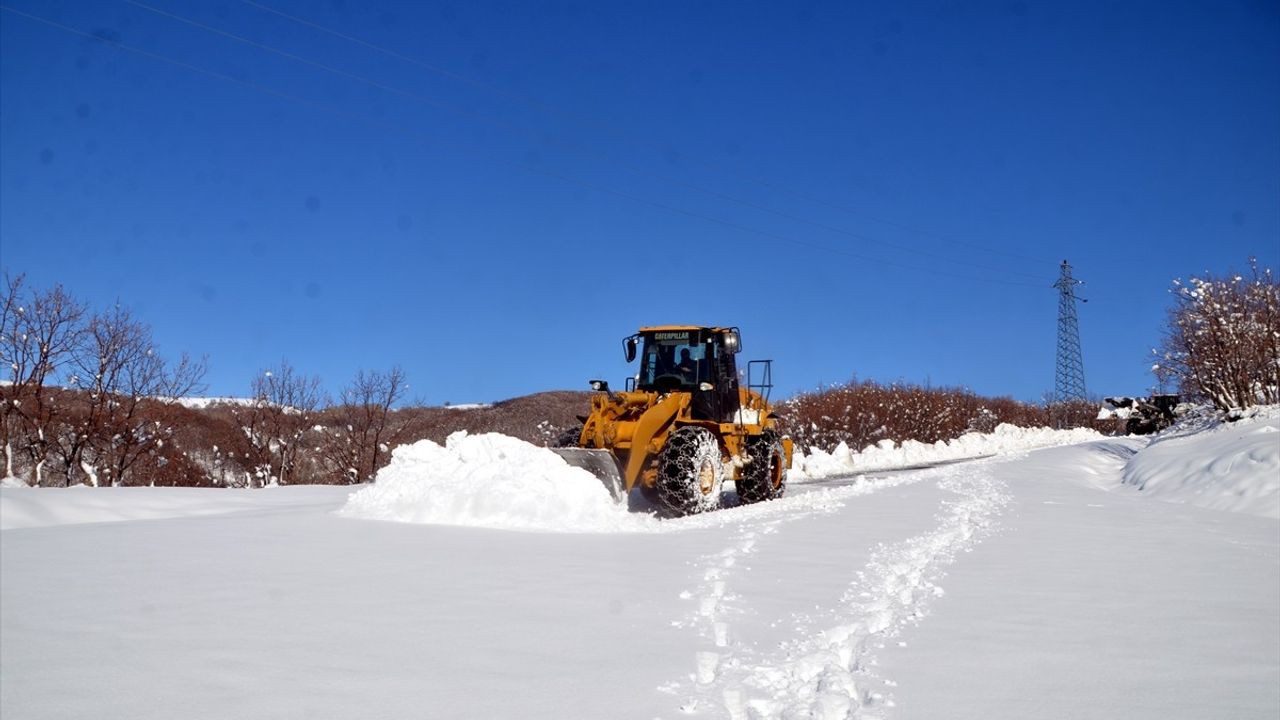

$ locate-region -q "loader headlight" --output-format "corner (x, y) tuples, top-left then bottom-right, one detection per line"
(723, 329), (741, 353)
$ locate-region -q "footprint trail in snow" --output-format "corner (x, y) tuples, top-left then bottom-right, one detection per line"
(671, 463), (1010, 719)
(665, 519), (784, 713)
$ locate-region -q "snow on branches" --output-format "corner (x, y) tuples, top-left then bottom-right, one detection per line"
(1155, 259), (1280, 412)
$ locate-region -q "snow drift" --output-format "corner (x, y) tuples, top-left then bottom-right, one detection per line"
(339, 431), (654, 533)
(0, 485), (353, 530)
(1123, 407), (1279, 518)
(791, 423), (1102, 481)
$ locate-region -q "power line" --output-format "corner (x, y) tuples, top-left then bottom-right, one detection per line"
(125, 0), (1049, 282)
(237, 0), (1057, 268)
(238, 0), (561, 118)
(1, 4), (1048, 290)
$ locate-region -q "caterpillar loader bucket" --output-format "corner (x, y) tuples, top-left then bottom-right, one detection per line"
(552, 447), (626, 502)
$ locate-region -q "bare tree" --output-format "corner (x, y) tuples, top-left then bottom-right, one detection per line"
(1155, 260), (1280, 411)
(244, 360), (323, 486)
(321, 367), (409, 483)
(0, 273), (25, 479)
(0, 276), (87, 484)
(53, 304), (207, 486)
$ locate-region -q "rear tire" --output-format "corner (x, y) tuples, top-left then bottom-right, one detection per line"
(737, 431), (786, 504)
(656, 426), (724, 516)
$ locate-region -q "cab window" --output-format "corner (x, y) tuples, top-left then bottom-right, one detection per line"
(638, 331), (709, 389)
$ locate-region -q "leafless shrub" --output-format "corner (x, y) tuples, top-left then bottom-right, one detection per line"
(0, 279), (208, 486)
(239, 361), (323, 486)
(778, 379), (1053, 453)
(1154, 259), (1280, 411)
(53, 304), (207, 486)
(1, 276), (87, 483)
(1045, 398), (1101, 430)
(317, 367), (412, 484)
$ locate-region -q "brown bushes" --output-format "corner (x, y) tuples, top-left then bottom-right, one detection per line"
(406, 391), (591, 445)
(777, 379), (1074, 453)
(180, 390), (592, 486)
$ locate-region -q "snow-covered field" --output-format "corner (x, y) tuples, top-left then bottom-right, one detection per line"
(2, 417), (1277, 719)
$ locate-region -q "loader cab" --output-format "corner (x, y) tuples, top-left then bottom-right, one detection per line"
(632, 327), (741, 422)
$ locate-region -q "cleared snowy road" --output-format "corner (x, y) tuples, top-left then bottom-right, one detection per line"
(2, 441), (1277, 719)
(877, 441), (1280, 720)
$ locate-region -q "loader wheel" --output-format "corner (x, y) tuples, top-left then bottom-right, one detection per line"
(737, 431), (786, 504)
(553, 424), (584, 448)
(656, 426), (724, 516)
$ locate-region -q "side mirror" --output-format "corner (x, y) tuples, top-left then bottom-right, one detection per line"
(723, 329), (741, 354)
(623, 335), (639, 363)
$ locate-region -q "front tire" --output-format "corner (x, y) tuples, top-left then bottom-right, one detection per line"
(656, 426), (724, 516)
(553, 424), (584, 448)
(737, 431), (786, 503)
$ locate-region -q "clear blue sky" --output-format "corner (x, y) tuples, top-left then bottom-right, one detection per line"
(2, 0), (1277, 405)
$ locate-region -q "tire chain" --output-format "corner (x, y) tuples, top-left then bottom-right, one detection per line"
(657, 427), (723, 516)
(736, 431), (786, 504)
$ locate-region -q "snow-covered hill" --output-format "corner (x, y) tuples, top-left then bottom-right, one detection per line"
(2, 417), (1276, 719)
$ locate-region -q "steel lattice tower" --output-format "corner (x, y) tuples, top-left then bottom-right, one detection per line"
(1052, 260), (1087, 403)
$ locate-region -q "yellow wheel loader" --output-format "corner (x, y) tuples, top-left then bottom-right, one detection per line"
(553, 326), (793, 516)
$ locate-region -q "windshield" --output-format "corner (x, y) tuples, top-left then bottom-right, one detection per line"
(637, 330), (712, 390)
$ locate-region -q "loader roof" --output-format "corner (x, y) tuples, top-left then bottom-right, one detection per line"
(637, 325), (733, 333)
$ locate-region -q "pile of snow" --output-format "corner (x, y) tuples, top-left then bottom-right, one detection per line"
(792, 423), (1102, 481)
(1123, 406), (1279, 518)
(339, 432), (653, 533)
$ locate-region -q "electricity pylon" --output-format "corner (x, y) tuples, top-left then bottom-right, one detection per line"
(1053, 260), (1087, 404)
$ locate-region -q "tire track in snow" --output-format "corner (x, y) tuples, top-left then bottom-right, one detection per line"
(710, 464), (1009, 719)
